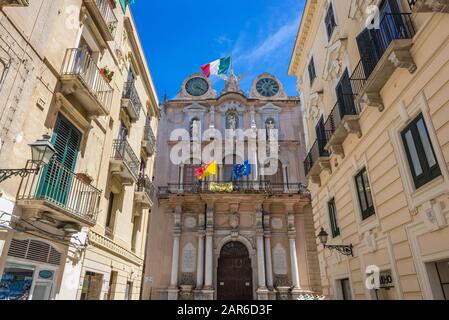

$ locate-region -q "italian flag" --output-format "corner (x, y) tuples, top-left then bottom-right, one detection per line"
(200, 57), (231, 78)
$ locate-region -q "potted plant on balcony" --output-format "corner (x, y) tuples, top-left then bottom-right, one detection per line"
(100, 67), (114, 83)
(76, 170), (94, 185)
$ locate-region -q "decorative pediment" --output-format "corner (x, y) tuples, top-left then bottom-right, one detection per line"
(183, 102), (208, 115)
(349, 0), (379, 21)
(307, 91), (323, 122)
(259, 103), (282, 115)
(219, 101), (245, 114)
(323, 38), (348, 81)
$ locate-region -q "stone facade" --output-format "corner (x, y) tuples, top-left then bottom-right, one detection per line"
(0, 0), (159, 300)
(142, 72), (322, 300)
(289, 0), (449, 300)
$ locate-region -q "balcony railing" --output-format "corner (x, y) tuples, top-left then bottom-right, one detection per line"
(143, 125), (156, 155)
(136, 175), (155, 201)
(17, 160), (101, 223)
(61, 48), (114, 113)
(111, 139), (140, 180)
(159, 181), (311, 198)
(0, 0), (29, 7)
(122, 81), (142, 121)
(304, 138), (330, 177)
(350, 13), (415, 97)
(408, 0), (449, 12)
(324, 95), (359, 141)
(94, 0), (118, 37)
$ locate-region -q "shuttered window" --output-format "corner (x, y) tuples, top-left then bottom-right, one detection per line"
(355, 168), (375, 220)
(308, 57), (316, 87)
(52, 114), (82, 171)
(328, 198), (340, 238)
(325, 3), (337, 40)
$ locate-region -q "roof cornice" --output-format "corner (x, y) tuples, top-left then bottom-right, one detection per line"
(288, 0), (320, 76)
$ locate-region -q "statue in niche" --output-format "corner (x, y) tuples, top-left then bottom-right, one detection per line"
(266, 118), (277, 141)
(226, 112), (239, 130)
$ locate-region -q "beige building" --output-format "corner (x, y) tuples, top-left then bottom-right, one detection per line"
(289, 0), (449, 300)
(0, 0), (159, 300)
(142, 72), (322, 300)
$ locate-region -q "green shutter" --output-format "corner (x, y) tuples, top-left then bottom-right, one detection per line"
(37, 114), (82, 205)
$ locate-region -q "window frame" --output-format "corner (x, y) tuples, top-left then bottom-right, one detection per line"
(401, 113), (442, 190)
(354, 167), (376, 220)
(308, 57), (316, 87)
(325, 2), (337, 40)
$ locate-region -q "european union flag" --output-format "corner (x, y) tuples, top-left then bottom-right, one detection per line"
(232, 160), (251, 180)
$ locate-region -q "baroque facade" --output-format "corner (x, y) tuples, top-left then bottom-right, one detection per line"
(0, 0), (159, 300)
(289, 0), (449, 299)
(142, 72), (322, 300)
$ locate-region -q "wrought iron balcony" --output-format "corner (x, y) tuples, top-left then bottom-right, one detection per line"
(158, 181), (311, 198)
(304, 138), (331, 186)
(60, 48), (113, 117)
(122, 81), (142, 122)
(350, 13), (416, 110)
(408, 0), (449, 13)
(17, 160), (101, 227)
(142, 125), (156, 156)
(134, 175), (155, 208)
(83, 0), (118, 41)
(110, 139), (140, 185)
(324, 95), (362, 157)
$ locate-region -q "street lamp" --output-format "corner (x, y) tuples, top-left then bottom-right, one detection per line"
(318, 227), (354, 257)
(0, 134), (56, 183)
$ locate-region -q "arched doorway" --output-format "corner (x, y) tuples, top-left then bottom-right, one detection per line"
(217, 242), (253, 300)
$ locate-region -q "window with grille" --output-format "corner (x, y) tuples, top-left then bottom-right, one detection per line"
(325, 3), (337, 40)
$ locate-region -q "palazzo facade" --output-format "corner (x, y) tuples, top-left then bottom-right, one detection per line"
(142, 73), (322, 300)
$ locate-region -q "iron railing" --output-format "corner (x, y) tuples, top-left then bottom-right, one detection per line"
(122, 81), (142, 118)
(136, 175), (156, 201)
(407, 0), (416, 10)
(304, 138), (331, 177)
(350, 13), (415, 95)
(93, 0), (118, 38)
(159, 181), (311, 198)
(17, 160), (101, 223)
(324, 94), (359, 141)
(143, 125), (156, 155)
(61, 48), (114, 112)
(111, 139), (140, 179)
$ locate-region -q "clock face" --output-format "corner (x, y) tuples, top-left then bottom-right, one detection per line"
(256, 78), (280, 97)
(185, 77), (209, 97)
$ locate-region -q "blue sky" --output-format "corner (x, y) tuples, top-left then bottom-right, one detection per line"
(131, 0), (305, 101)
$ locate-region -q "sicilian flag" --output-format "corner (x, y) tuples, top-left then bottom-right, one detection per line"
(196, 161), (218, 180)
(200, 57), (231, 79)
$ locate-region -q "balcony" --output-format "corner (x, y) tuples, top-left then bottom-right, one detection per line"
(142, 125), (156, 156)
(0, 0), (29, 7)
(109, 139), (140, 186)
(60, 48), (113, 117)
(324, 95), (362, 157)
(304, 139), (331, 186)
(350, 13), (416, 110)
(158, 182), (311, 199)
(16, 160), (101, 229)
(83, 0), (118, 42)
(408, 0), (449, 13)
(134, 175), (155, 209)
(121, 81), (142, 123)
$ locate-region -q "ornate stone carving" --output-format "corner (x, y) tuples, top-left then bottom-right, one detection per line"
(323, 38), (348, 81)
(273, 244), (288, 275)
(229, 213), (240, 230)
(182, 243), (196, 273)
(184, 217), (197, 229)
(420, 200), (448, 232)
(176, 73), (216, 99)
(363, 230), (378, 253)
(271, 218), (283, 230)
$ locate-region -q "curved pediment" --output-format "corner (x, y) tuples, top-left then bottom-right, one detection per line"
(323, 37), (348, 81)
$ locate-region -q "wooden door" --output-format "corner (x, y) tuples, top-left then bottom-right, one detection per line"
(217, 242), (253, 300)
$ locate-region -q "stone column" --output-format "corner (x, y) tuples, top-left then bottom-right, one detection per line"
(256, 204), (269, 300)
(288, 211), (302, 298)
(203, 202), (215, 299)
(196, 232), (205, 289)
(168, 206), (182, 300)
(263, 211), (274, 290)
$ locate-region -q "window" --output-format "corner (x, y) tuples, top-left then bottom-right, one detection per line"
(355, 168), (375, 220)
(308, 57), (316, 86)
(105, 192), (115, 236)
(325, 3), (337, 40)
(328, 198), (340, 238)
(401, 114), (441, 189)
(125, 281), (133, 300)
